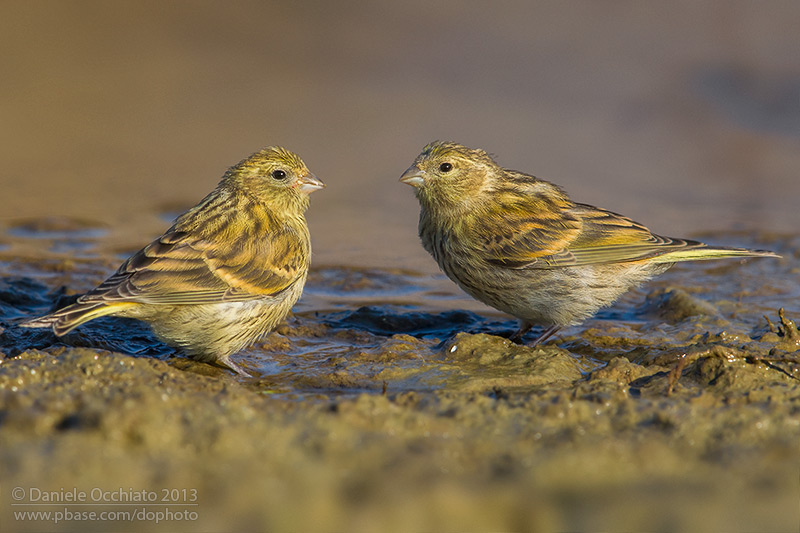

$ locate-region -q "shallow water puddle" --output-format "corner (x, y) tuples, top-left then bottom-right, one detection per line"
(1, 219), (799, 397)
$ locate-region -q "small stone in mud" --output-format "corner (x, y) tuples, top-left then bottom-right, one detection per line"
(642, 287), (720, 323)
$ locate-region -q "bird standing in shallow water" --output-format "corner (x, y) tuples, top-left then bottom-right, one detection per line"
(22, 147), (324, 376)
(400, 141), (778, 344)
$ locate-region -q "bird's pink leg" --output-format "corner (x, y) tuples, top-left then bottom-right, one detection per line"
(529, 325), (561, 346)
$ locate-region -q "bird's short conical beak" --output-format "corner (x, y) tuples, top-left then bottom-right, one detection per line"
(299, 173), (325, 193)
(399, 166), (425, 188)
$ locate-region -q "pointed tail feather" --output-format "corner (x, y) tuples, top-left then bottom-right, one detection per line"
(650, 246), (780, 264)
(19, 301), (133, 336)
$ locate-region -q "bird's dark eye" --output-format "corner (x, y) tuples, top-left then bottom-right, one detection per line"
(439, 162), (453, 173)
(272, 169), (287, 180)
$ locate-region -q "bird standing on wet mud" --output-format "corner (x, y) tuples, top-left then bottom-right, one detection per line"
(21, 147), (324, 376)
(400, 141), (778, 344)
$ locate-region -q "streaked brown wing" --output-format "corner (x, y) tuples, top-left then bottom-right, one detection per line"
(484, 203), (702, 269)
(477, 198), (582, 268)
(81, 224), (306, 305)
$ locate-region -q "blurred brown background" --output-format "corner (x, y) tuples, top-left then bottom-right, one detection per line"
(1, 0), (798, 268)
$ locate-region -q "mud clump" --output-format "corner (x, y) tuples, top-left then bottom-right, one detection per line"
(443, 333), (584, 390)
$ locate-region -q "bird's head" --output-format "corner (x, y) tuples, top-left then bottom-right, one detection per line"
(226, 146), (324, 212)
(400, 141), (497, 214)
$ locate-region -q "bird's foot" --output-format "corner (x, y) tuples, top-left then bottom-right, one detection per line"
(530, 325), (561, 346)
(509, 321), (535, 343)
(218, 357), (252, 378)
(517, 325), (561, 347)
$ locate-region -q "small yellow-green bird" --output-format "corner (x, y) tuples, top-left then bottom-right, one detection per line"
(401, 141), (779, 344)
(21, 146), (324, 376)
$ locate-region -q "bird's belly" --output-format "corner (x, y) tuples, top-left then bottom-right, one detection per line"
(119, 289), (301, 360)
(447, 260), (663, 327)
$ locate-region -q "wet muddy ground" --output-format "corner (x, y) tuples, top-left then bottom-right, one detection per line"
(1, 222), (799, 531)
